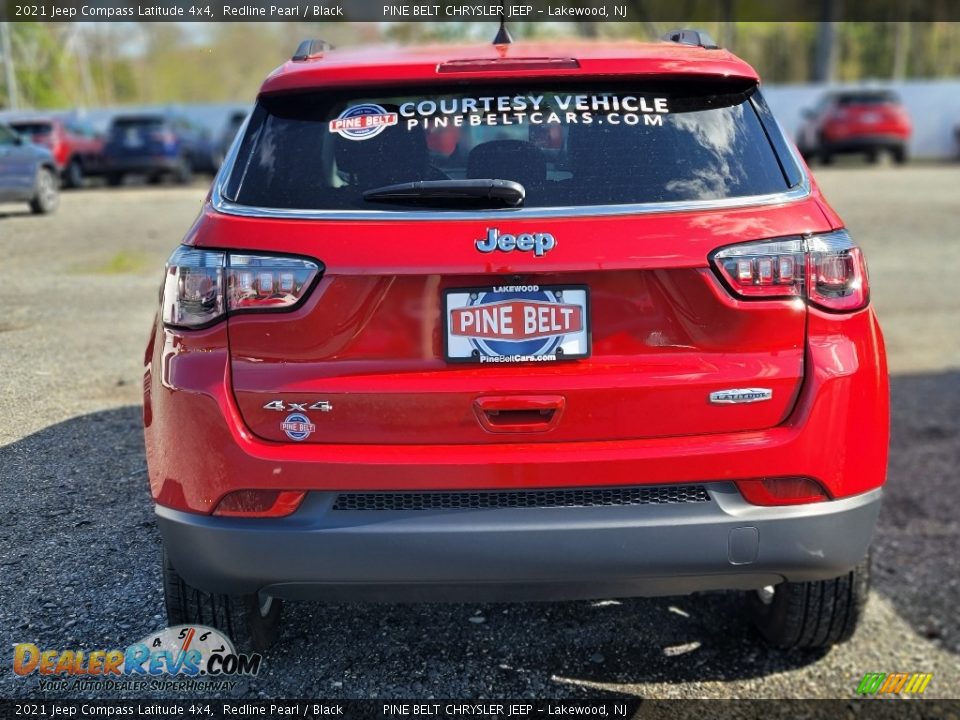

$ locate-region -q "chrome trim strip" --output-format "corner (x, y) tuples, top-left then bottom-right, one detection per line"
(210, 114), (812, 223)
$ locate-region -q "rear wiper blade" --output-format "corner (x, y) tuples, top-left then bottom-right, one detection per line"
(362, 179), (525, 208)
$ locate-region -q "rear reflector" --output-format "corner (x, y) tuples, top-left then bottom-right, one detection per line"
(736, 477), (828, 506)
(710, 230), (869, 312)
(213, 490), (305, 518)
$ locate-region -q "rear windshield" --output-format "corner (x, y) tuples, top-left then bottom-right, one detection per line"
(836, 91), (900, 106)
(11, 122), (53, 135)
(224, 81), (794, 211)
(110, 116), (166, 134)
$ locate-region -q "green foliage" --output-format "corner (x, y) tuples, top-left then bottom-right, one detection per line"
(4, 21), (960, 110)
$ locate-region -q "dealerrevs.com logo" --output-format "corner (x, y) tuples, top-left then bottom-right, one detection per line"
(13, 625), (261, 692)
(856, 672), (933, 696)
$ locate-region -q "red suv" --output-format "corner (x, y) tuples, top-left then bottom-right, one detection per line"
(8, 115), (105, 187)
(796, 89), (912, 165)
(145, 32), (888, 651)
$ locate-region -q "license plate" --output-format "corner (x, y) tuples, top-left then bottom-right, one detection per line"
(443, 284), (590, 364)
(123, 129), (144, 148)
(861, 112), (879, 124)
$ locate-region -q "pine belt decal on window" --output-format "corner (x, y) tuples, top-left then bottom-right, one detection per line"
(328, 104), (398, 141)
(401, 95), (669, 130)
(330, 96), (670, 139)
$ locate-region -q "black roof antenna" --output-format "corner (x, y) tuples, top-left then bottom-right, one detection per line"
(493, 2), (513, 45)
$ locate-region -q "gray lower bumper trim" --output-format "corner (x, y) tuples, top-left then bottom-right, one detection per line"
(157, 484), (882, 601)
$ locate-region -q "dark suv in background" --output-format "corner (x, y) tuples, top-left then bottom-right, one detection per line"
(103, 111), (205, 186)
(797, 89), (911, 165)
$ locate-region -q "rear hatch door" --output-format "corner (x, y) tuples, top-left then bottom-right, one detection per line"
(214, 78), (821, 444)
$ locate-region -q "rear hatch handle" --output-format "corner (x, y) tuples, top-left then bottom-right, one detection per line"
(473, 395), (566, 434)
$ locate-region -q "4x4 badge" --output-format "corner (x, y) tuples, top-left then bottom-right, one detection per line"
(264, 400), (333, 412)
(475, 228), (555, 257)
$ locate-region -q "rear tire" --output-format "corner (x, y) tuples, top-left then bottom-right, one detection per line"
(819, 150), (834, 166)
(64, 158), (85, 189)
(892, 146), (908, 165)
(749, 553), (870, 649)
(162, 549), (282, 652)
(174, 156), (194, 185)
(29, 167), (59, 215)
(106, 173), (124, 187)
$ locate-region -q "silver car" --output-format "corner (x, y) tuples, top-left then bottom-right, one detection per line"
(0, 122), (59, 215)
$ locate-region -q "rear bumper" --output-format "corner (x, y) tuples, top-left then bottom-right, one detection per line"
(143, 306), (889, 513)
(821, 134), (907, 152)
(103, 156), (181, 173)
(158, 485), (882, 600)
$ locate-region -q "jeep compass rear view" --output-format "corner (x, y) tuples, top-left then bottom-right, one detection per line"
(144, 33), (888, 651)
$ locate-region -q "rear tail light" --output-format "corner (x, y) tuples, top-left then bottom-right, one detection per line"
(711, 230), (869, 312)
(213, 490), (305, 518)
(161, 246), (321, 328)
(737, 477), (829, 506)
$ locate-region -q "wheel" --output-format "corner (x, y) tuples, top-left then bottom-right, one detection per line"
(892, 146), (908, 165)
(162, 549), (282, 652)
(106, 173), (124, 187)
(29, 167), (60, 215)
(64, 158), (85, 189)
(749, 553), (870, 649)
(866, 149), (879, 164)
(819, 151), (834, 166)
(174, 156), (194, 185)
(148, 173), (165, 186)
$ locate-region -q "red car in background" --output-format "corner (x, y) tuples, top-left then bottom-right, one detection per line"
(8, 115), (105, 187)
(797, 89), (911, 165)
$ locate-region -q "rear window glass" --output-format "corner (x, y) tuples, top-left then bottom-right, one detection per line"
(110, 117), (166, 134)
(224, 81), (793, 211)
(836, 91), (900, 106)
(11, 122), (53, 135)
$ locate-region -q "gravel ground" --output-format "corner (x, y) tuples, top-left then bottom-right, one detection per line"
(1, 167), (958, 700)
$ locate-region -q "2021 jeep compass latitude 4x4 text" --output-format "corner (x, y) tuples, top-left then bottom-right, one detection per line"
(144, 32), (888, 651)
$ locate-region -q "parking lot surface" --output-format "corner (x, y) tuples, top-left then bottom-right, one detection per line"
(1, 167), (958, 699)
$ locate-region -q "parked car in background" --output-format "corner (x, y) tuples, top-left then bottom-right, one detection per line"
(8, 115), (104, 188)
(796, 89), (911, 165)
(103, 111), (205, 186)
(215, 110), (248, 168)
(191, 128), (222, 176)
(0, 122), (59, 214)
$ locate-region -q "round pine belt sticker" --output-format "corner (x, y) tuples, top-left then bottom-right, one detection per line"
(282, 413), (315, 441)
(329, 104), (398, 141)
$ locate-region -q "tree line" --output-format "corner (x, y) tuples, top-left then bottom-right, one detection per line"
(2, 22), (959, 110)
